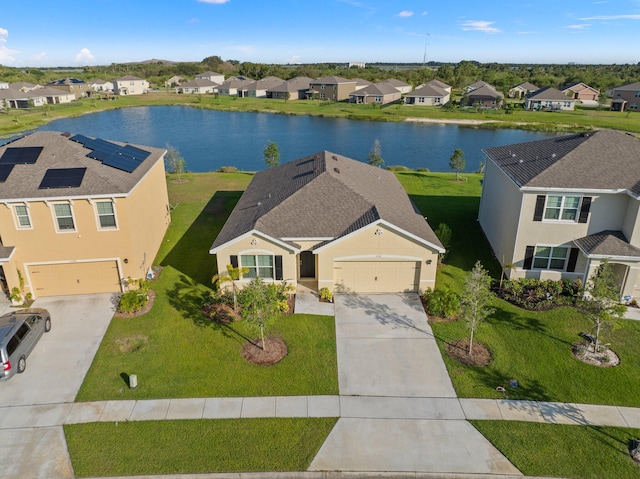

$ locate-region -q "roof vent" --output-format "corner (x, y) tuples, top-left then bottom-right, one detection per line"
(332, 155), (338, 161)
(551, 153), (557, 159)
(334, 167), (340, 174)
(61, 132), (71, 137)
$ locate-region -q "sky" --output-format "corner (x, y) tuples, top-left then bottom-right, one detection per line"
(1, 0), (639, 67)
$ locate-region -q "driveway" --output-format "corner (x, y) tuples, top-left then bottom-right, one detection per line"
(0, 293), (115, 479)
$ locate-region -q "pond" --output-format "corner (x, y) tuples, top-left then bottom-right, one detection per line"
(34, 106), (556, 172)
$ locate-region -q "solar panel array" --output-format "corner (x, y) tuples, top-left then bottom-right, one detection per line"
(39, 168), (87, 189)
(70, 134), (150, 173)
(0, 146), (44, 183)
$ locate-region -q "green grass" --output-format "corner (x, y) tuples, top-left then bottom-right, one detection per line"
(471, 421), (640, 479)
(76, 172), (338, 401)
(65, 417), (337, 477)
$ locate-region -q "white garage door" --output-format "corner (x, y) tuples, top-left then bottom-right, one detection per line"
(334, 261), (419, 293)
(29, 261), (121, 297)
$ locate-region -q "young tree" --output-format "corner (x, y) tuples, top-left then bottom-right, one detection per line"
(237, 278), (282, 351)
(584, 258), (626, 352)
(263, 140), (280, 168)
(368, 139), (384, 168)
(164, 143), (187, 182)
(449, 148), (465, 181)
(211, 264), (249, 311)
(460, 261), (495, 355)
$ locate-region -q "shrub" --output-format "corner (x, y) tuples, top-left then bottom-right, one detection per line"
(318, 287), (333, 302)
(434, 223), (452, 254)
(385, 165), (411, 171)
(500, 278), (580, 310)
(416, 167), (430, 172)
(118, 290), (148, 314)
(217, 166), (238, 173)
(423, 288), (460, 319)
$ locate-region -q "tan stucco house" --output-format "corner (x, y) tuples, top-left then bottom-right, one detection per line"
(177, 79), (218, 94)
(307, 76), (357, 101)
(561, 82), (600, 102)
(525, 87), (575, 111)
(478, 130), (640, 301)
(46, 77), (88, 99)
(210, 152), (444, 294)
(267, 77), (313, 100)
(404, 82), (451, 106)
(508, 82), (539, 99)
(610, 81), (640, 112)
(0, 131), (170, 299)
(349, 82), (402, 105)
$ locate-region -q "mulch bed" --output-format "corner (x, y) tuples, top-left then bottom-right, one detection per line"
(114, 290), (156, 318)
(201, 294), (295, 323)
(445, 338), (492, 367)
(242, 336), (288, 365)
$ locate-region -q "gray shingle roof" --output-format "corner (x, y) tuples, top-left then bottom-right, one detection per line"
(0, 131), (165, 200)
(405, 84), (448, 98)
(483, 130), (640, 191)
(527, 86), (572, 101)
(350, 82), (400, 97)
(467, 85), (502, 99)
(210, 151), (443, 252)
(612, 82), (640, 91)
(512, 82), (539, 91)
(574, 230), (640, 258)
(310, 76), (355, 85)
(180, 79), (218, 88)
(267, 77), (313, 93)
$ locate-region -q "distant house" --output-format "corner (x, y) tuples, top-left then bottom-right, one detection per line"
(164, 76), (183, 88)
(509, 82), (539, 99)
(479, 130), (640, 301)
(423, 79), (452, 94)
(0, 87), (75, 109)
(610, 82), (640, 112)
(464, 80), (492, 93)
(561, 82), (600, 102)
(113, 75), (149, 95)
(266, 77), (313, 100)
(87, 79), (114, 93)
(307, 76), (357, 101)
(525, 87), (575, 111)
(349, 82), (402, 105)
(217, 76), (253, 96)
(176, 79), (218, 94)
(404, 82), (451, 106)
(241, 76), (285, 98)
(382, 78), (412, 95)
(46, 77), (88, 99)
(353, 78), (372, 91)
(464, 83), (503, 108)
(8, 82), (40, 92)
(196, 71), (225, 84)
(0, 81), (8, 90)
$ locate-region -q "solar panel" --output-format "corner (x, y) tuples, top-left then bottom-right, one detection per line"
(38, 168), (86, 189)
(102, 155), (141, 173)
(0, 146), (43, 165)
(120, 145), (150, 161)
(0, 164), (15, 182)
(69, 134), (149, 173)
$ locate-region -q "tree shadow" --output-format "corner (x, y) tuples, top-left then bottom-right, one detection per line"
(488, 304), (573, 347)
(161, 191), (243, 286)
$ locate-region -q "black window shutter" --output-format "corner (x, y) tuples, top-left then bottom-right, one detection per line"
(230, 255), (238, 268)
(274, 256), (283, 280)
(567, 248), (579, 272)
(533, 195), (545, 222)
(523, 246), (535, 270)
(578, 197), (592, 223)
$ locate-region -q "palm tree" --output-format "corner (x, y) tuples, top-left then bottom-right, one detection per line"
(212, 264), (249, 311)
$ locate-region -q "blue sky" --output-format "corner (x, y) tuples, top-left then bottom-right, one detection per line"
(1, 0), (639, 67)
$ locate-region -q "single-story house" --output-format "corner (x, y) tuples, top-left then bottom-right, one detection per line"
(210, 151), (444, 294)
(561, 82), (600, 102)
(164, 76), (184, 88)
(87, 79), (114, 93)
(176, 79), (218, 94)
(465, 80), (492, 93)
(525, 87), (575, 111)
(217, 76), (253, 96)
(266, 77), (313, 100)
(0, 131), (170, 299)
(464, 84), (503, 108)
(0, 87), (76, 109)
(382, 79), (412, 94)
(404, 82), (450, 106)
(509, 82), (539, 98)
(349, 82), (402, 105)
(240, 76), (285, 98)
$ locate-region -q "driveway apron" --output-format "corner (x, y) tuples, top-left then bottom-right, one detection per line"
(310, 294), (520, 476)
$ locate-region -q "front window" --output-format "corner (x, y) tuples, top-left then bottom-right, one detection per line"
(544, 195), (580, 221)
(241, 255), (274, 279)
(54, 203), (75, 231)
(96, 201), (117, 229)
(533, 246), (568, 270)
(14, 205), (31, 228)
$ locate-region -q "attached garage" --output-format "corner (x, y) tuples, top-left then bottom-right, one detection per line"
(334, 261), (420, 293)
(29, 261), (121, 297)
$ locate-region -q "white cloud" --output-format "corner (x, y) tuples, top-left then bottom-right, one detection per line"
(0, 27), (8, 42)
(33, 51), (47, 61)
(75, 47), (95, 63)
(398, 10), (413, 17)
(197, 0), (230, 4)
(0, 46), (19, 63)
(286, 54), (301, 63)
(580, 14), (640, 20)
(460, 20), (501, 33)
(566, 24), (591, 29)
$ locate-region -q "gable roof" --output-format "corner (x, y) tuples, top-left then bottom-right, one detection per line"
(562, 82), (599, 94)
(310, 76), (356, 85)
(612, 81), (640, 92)
(511, 82), (539, 91)
(0, 131), (165, 201)
(467, 84), (502, 99)
(267, 77), (313, 93)
(383, 78), (410, 88)
(243, 76), (285, 91)
(218, 76), (254, 88)
(115, 75), (146, 82)
(574, 230), (640, 259)
(210, 151), (443, 252)
(483, 130), (640, 192)
(405, 83), (448, 98)
(527, 86), (572, 101)
(467, 80), (491, 91)
(349, 82), (400, 97)
(180, 78), (218, 88)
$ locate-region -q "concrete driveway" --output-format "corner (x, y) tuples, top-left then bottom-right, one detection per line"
(0, 293), (115, 479)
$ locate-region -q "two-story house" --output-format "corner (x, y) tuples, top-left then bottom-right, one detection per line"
(478, 130), (640, 300)
(610, 82), (640, 112)
(114, 75), (149, 95)
(195, 71), (225, 84)
(0, 131), (170, 300)
(46, 77), (88, 99)
(307, 76), (357, 101)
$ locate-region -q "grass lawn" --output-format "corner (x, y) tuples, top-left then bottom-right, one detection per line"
(471, 421), (640, 479)
(65, 417), (337, 477)
(76, 172), (338, 401)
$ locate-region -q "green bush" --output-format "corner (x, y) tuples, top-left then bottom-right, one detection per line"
(216, 166), (238, 173)
(501, 278), (581, 310)
(434, 223), (452, 252)
(318, 287), (333, 302)
(385, 165), (411, 171)
(423, 288), (460, 319)
(118, 290), (149, 314)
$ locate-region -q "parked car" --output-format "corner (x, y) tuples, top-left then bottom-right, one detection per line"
(0, 308), (51, 381)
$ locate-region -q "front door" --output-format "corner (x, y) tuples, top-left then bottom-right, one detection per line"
(300, 251), (316, 278)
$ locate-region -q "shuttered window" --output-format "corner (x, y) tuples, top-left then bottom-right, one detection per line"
(533, 246), (569, 270)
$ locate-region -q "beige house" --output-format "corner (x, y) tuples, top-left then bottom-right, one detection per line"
(267, 77), (313, 100)
(508, 82), (539, 99)
(0, 87), (75, 109)
(404, 82), (451, 106)
(240, 76), (284, 98)
(87, 79), (114, 93)
(349, 82), (402, 105)
(177, 79), (218, 94)
(210, 151), (443, 294)
(114, 75), (149, 95)
(46, 77), (88, 99)
(561, 82), (599, 102)
(0, 131), (170, 299)
(479, 130), (640, 301)
(217, 76), (253, 96)
(610, 81), (640, 112)
(307, 76), (357, 101)
(196, 71), (225, 84)
(525, 87), (575, 111)
(382, 79), (412, 95)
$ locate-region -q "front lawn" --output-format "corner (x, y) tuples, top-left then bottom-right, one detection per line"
(76, 172), (338, 401)
(471, 421), (640, 479)
(65, 417), (337, 477)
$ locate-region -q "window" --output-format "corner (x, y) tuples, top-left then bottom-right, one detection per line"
(635, 91), (640, 98)
(544, 195), (580, 221)
(96, 201), (117, 229)
(14, 205), (31, 228)
(53, 203), (75, 231)
(241, 255), (273, 279)
(533, 246), (568, 270)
